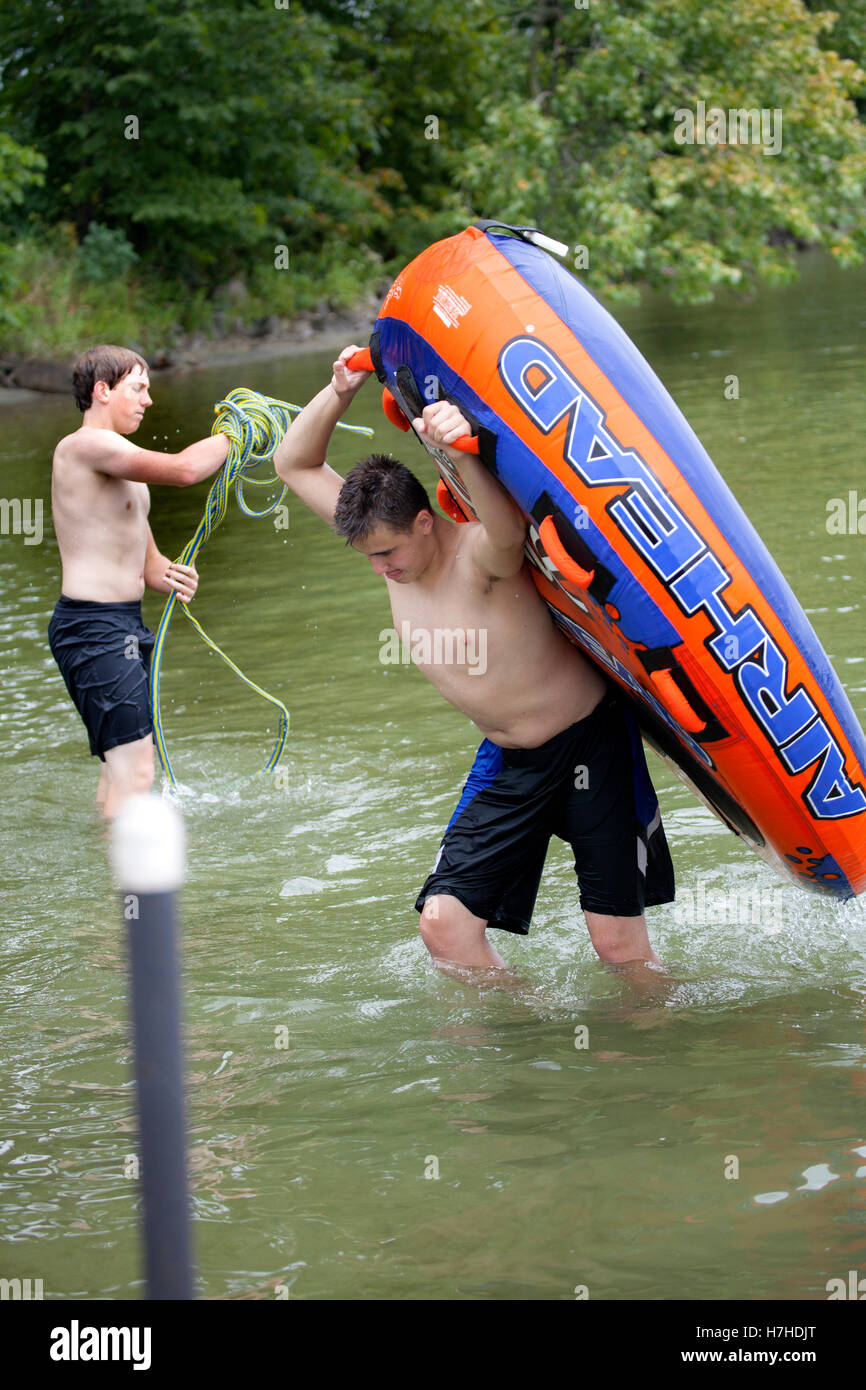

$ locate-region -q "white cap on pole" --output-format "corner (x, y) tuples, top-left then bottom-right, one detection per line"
(524, 230), (571, 258)
(110, 792), (186, 894)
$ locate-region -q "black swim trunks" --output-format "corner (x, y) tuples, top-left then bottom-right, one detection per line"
(415, 690), (675, 933)
(48, 596), (155, 760)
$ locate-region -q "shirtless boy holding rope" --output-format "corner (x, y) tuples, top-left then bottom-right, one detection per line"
(275, 347), (675, 975)
(49, 345), (230, 817)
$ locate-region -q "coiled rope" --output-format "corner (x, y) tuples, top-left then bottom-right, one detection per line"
(149, 387), (373, 787)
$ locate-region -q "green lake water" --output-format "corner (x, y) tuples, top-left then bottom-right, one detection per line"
(1, 253), (865, 1300)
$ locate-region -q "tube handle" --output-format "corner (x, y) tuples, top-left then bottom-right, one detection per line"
(649, 669), (707, 734)
(539, 514), (594, 589)
(346, 348), (374, 372)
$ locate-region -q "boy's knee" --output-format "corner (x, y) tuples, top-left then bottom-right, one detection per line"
(585, 910), (652, 963)
(130, 760), (154, 794)
(106, 742), (154, 795)
(419, 895), (446, 951)
(417, 894), (506, 972)
(418, 894), (474, 953)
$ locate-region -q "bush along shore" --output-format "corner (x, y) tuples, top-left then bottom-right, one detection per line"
(3, 0), (865, 404)
(0, 229), (389, 395)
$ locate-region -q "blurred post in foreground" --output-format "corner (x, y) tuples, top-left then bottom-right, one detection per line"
(110, 793), (193, 1300)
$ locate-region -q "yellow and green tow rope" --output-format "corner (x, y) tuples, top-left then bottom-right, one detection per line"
(149, 387), (373, 787)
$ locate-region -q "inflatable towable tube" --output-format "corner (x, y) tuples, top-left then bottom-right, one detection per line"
(357, 222), (866, 899)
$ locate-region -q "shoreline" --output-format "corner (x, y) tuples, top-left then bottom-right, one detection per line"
(0, 306), (379, 409)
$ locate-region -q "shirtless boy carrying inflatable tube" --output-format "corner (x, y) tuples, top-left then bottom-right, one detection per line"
(274, 347), (675, 975)
(49, 345), (230, 817)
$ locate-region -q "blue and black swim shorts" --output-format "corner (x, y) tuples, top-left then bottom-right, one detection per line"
(48, 596), (155, 760)
(415, 690), (675, 932)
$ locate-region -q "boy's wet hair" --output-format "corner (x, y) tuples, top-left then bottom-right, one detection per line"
(72, 344), (149, 413)
(334, 454), (433, 544)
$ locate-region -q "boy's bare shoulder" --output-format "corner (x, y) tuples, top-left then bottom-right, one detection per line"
(54, 425), (131, 469)
(454, 520), (520, 583)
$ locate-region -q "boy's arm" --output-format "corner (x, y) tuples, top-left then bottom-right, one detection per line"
(68, 429), (231, 487)
(273, 346), (371, 525)
(143, 526), (198, 602)
(414, 402), (526, 578)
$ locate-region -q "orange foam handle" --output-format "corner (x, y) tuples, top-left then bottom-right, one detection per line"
(538, 514), (594, 590)
(346, 348), (374, 372)
(451, 435), (480, 454)
(649, 669), (707, 734)
(382, 387), (411, 432)
(436, 478), (470, 523)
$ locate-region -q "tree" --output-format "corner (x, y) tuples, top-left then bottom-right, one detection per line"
(304, 0), (491, 262)
(807, 0), (866, 114)
(0, 0), (390, 280)
(0, 133), (45, 220)
(0, 132), (45, 329)
(1, 0), (864, 305)
(452, 0), (866, 302)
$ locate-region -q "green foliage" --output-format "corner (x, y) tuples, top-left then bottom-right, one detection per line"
(0, 232), (183, 354)
(304, 0), (487, 259)
(76, 222), (138, 283)
(0, 0), (391, 278)
(0, 133), (45, 217)
(453, 0), (866, 302)
(808, 0), (866, 112)
(0, 135), (47, 328)
(0, 228), (385, 357)
(0, 0), (864, 329)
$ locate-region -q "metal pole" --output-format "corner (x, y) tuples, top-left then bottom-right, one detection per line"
(110, 793), (193, 1300)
